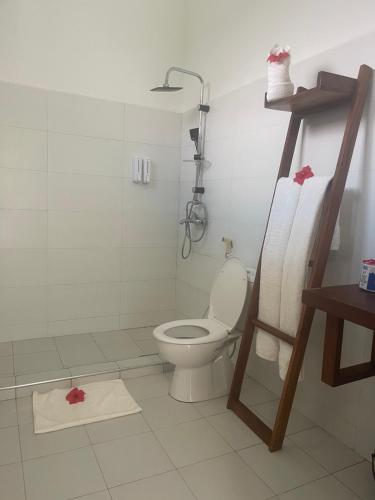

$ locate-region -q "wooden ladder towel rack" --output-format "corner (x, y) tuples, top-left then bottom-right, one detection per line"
(227, 64), (373, 452)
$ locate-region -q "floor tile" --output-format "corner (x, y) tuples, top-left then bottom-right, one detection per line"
(240, 377), (277, 406)
(193, 396), (229, 417)
(134, 338), (158, 355)
(180, 452), (273, 500)
(55, 334), (106, 367)
(71, 493), (111, 500)
(155, 418), (232, 467)
(23, 447), (106, 500)
(0, 425), (21, 465)
(141, 394), (201, 429)
(16, 368), (71, 397)
(208, 411), (262, 450)
(127, 327), (154, 341)
(70, 361), (119, 385)
(0, 462), (25, 500)
(290, 427), (363, 473)
(120, 364), (164, 380)
(335, 461), (375, 500)
(0, 355), (13, 376)
(16, 397), (33, 424)
(0, 375), (16, 400)
(239, 440), (326, 494)
(86, 414), (150, 444)
(14, 351), (62, 375)
(0, 398), (17, 428)
(13, 337), (56, 355)
(125, 373), (170, 401)
(253, 400), (315, 435)
(117, 354), (162, 372)
(93, 432), (173, 487)
(19, 422), (90, 460)
(110, 470), (195, 500)
(92, 331), (142, 361)
(0, 341), (12, 357)
(278, 475), (360, 500)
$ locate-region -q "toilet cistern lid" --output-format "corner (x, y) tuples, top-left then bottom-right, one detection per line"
(208, 257), (248, 331)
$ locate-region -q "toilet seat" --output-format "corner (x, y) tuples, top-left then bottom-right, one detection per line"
(153, 318), (228, 345)
(154, 258), (248, 346)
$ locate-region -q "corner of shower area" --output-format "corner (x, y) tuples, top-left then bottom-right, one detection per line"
(0, 73), (200, 399)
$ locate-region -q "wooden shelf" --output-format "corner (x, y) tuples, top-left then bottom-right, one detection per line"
(302, 284), (375, 330)
(265, 71), (357, 116)
(302, 284), (375, 386)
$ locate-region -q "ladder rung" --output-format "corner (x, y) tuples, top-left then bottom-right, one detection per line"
(252, 319), (295, 345)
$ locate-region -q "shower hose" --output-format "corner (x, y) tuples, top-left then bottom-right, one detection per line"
(181, 199), (208, 259)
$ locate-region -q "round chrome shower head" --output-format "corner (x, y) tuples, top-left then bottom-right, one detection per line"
(150, 84), (183, 92)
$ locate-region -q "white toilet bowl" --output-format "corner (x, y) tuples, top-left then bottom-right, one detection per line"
(153, 258), (248, 402)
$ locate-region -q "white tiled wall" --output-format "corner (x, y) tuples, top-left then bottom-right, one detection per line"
(176, 31), (375, 459)
(0, 81), (181, 341)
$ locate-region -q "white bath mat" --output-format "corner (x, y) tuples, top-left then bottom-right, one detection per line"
(33, 379), (142, 434)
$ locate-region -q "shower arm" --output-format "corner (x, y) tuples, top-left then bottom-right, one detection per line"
(164, 67), (206, 159)
(164, 66), (204, 104)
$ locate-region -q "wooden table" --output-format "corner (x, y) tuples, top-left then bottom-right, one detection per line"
(302, 284), (375, 386)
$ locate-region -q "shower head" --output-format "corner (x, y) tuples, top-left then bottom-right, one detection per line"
(150, 84), (183, 92)
(150, 67), (204, 102)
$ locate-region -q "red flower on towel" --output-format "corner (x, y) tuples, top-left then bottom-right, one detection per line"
(267, 51), (289, 63)
(293, 165), (315, 185)
(66, 387), (85, 405)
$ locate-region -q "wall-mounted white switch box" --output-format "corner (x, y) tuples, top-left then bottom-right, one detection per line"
(132, 157), (143, 183)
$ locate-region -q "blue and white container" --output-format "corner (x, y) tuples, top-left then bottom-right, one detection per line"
(359, 259), (375, 292)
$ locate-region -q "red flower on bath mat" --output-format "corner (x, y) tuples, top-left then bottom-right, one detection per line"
(293, 165), (315, 185)
(66, 387), (85, 404)
(267, 51), (289, 63)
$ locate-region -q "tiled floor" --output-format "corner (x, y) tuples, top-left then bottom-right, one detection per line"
(0, 328), (160, 398)
(0, 372), (373, 500)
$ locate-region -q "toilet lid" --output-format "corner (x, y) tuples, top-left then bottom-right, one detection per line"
(208, 258), (248, 330)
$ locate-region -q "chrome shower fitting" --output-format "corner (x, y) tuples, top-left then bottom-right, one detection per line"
(150, 67), (209, 259)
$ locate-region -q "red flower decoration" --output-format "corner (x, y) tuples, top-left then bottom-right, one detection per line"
(66, 387), (85, 405)
(267, 51), (290, 63)
(293, 165), (315, 185)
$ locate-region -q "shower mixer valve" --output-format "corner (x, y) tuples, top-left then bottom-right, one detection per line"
(179, 215), (207, 226)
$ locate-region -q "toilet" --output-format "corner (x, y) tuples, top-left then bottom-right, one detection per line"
(153, 258), (248, 402)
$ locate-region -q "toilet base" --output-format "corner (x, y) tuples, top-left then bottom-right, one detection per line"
(169, 350), (234, 402)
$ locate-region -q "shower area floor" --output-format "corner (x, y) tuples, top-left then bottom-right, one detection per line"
(0, 327), (163, 399)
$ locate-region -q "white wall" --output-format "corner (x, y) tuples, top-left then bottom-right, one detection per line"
(0, 80), (180, 342)
(0, 0), (186, 111)
(182, 0), (375, 108)
(176, 30), (375, 460)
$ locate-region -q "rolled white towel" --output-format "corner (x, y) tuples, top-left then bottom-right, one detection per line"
(279, 176), (332, 380)
(256, 178), (301, 361)
(266, 45), (294, 102)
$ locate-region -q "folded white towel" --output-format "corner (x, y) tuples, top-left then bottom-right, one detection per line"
(256, 178), (301, 361)
(33, 379), (141, 433)
(278, 176), (332, 379)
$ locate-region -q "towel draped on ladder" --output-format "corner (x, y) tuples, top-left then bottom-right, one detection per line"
(256, 175), (332, 380)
